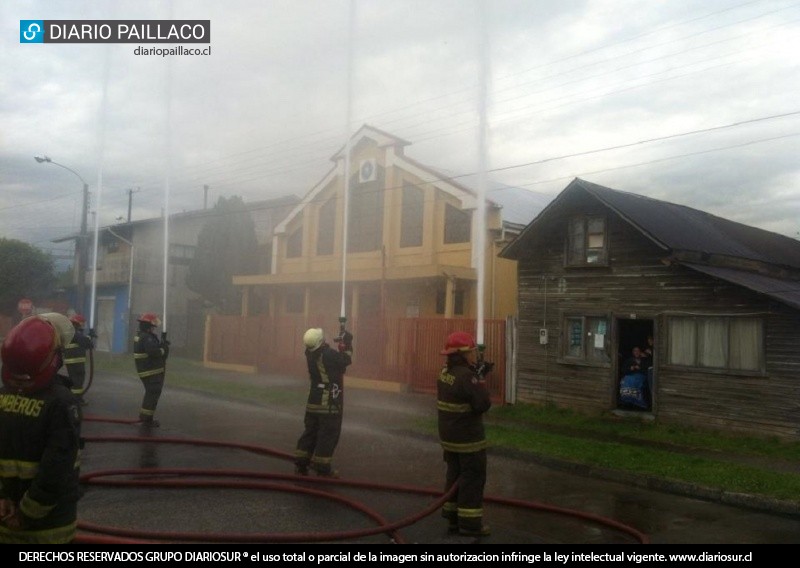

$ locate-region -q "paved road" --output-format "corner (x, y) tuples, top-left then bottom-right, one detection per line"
(75, 371), (800, 544)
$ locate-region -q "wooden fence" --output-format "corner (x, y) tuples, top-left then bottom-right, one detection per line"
(205, 315), (506, 403)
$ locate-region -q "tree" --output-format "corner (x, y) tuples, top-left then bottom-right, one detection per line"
(186, 196), (259, 313)
(0, 238), (57, 316)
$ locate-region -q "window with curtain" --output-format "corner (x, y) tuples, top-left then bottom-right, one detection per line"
(567, 216), (608, 265)
(316, 198), (336, 256)
(667, 316), (763, 372)
(563, 315), (609, 363)
(400, 183), (424, 247)
(444, 203), (471, 244)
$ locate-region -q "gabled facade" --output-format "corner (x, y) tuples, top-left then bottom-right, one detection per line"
(233, 125), (536, 326)
(501, 178), (800, 440)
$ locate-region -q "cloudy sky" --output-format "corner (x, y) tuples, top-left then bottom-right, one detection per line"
(2, 0), (799, 264)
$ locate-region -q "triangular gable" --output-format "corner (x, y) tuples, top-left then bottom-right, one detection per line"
(275, 125), (490, 238)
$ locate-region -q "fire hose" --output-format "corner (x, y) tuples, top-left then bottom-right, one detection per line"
(76, 421), (651, 544)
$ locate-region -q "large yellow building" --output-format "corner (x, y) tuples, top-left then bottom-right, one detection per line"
(233, 125), (543, 327)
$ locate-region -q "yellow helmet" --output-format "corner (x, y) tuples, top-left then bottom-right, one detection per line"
(303, 328), (324, 351)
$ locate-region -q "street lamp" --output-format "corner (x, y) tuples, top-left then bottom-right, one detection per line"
(35, 155), (90, 315)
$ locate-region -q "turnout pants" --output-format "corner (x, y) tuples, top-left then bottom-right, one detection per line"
(442, 449), (487, 532)
(139, 373), (165, 422)
(295, 411), (343, 474)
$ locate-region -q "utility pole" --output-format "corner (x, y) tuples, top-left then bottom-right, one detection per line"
(35, 156), (90, 314)
(126, 187), (139, 222)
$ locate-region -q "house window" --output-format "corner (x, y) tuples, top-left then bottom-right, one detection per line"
(435, 289), (465, 315)
(169, 244), (196, 265)
(286, 226), (303, 258)
(444, 203), (471, 244)
(316, 198), (336, 256)
(667, 317), (763, 372)
(400, 183), (424, 248)
(286, 291), (304, 314)
(348, 173), (383, 252)
(567, 216), (607, 265)
(563, 315), (609, 363)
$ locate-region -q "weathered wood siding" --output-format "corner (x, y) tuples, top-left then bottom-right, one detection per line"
(514, 193), (800, 439)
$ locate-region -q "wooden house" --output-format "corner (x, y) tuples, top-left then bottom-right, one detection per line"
(500, 178), (800, 439)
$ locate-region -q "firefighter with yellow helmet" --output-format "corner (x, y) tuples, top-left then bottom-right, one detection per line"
(133, 312), (169, 427)
(437, 330), (493, 537)
(0, 313), (82, 544)
(294, 326), (353, 477)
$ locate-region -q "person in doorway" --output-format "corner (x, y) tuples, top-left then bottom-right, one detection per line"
(622, 346), (646, 375)
(63, 314), (94, 406)
(133, 312), (169, 428)
(294, 326), (352, 478)
(0, 314), (82, 544)
(437, 331), (492, 537)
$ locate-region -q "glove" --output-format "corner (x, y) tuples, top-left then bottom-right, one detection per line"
(475, 361), (494, 379)
(338, 330), (353, 353)
(88, 328), (98, 339)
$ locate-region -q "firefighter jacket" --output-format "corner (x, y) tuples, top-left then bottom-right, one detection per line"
(304, 343), (351, 414)
(63, 329), (93, 391)
(134, 329), (169, 380)
(437, 357), (492, 453)
(0, 380), (81, 544)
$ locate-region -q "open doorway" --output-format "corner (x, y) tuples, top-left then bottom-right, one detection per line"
(615, 318), (654, 411)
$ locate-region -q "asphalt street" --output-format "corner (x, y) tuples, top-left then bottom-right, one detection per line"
(74, 370), (800, 545)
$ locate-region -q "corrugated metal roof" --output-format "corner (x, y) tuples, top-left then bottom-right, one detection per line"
(576, 179), (800, 269)
(681, 263), (800, 310)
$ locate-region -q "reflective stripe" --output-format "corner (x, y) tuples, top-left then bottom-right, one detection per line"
(64, 357), (86, 364)
(442, 502), (457, 513)
(133, 353), (148, 359)
(311, 456), (332, 465)
(20, 491), (55, 519)
(440, 439), (487, 453)
(138, 368), (165, 378)
(305, 403), (340, 414)
(437, 400), (472, 413)
(457, 507), (483, 518)
(139, 408), (155, 417)
(0, 459), (39, 480)
(0, 521), (76, 544)
(70, 388), (84, 395)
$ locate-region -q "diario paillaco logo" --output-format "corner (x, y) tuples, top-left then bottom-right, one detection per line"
(19, 20), (210, 44)
(20, 20), (45, 43)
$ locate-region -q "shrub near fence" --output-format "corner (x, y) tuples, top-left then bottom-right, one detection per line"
(205, 315), (505, 402)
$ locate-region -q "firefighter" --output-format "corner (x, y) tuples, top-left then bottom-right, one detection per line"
(0, 314), (82, 544)
(294, 326), (353, 478)
(63, 314), (93, 406)
(133, 312), (169, 427)
(437, 330), (492, 537)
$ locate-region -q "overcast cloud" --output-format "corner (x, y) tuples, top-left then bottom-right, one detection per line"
(1, 0), (799, 264)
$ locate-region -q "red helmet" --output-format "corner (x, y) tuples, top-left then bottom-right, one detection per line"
(70, 314), (86, 327)
(440, 331), (477, 355)
(1, 316), (65, 392)
(137, 312), (161, 326)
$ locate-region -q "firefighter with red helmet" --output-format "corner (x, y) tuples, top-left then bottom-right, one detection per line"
(437, 330), (492, 537)
(133, 312), (169, 427)
(0, 314), (82, 544)
(64, 314), (93, 406)
(294, 326), (353, 477)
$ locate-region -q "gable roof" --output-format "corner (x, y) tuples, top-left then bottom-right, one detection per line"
(500, 178), (800, 310)
(502, 178), (800, 270)
(275, 125), (530, 234)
